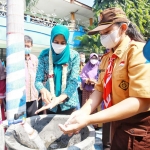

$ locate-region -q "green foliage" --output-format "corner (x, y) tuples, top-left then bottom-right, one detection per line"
(75, 0), (150, 55)
(74, 33), (105, 56)
(26, 0), (30, 8)
(25, 0), (39, 11)
(93, 0), (150, 38)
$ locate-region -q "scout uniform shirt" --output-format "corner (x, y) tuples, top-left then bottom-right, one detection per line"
(95, 36), (150, 109)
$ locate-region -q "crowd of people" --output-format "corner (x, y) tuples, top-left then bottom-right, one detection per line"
(0, 7), (150, 150)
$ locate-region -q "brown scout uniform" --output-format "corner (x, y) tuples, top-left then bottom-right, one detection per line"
(95, 36), (150, 150)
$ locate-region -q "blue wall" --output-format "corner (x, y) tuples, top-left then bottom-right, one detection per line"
(0, 16), (85, 48)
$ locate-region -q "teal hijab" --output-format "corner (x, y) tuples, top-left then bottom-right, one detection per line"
(50, 25), (70, 96)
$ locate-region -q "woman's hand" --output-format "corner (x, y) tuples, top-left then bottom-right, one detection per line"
(59, 113), (89, 136)
(35, 93), (68, 114)
(40, 88), (52, 105)
(89, 78), (97, 84)
(64, 110), (83, 126)
(85, 78), (90, 84)
(35, 97), (60, 114)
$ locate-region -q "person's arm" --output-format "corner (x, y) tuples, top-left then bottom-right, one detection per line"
(79, 62), (104, 114)
(88, 97), (150, 125)
(80, 65), (89, 86)
(80, 75), (89, 85)
(35, 56), (45, 92)
(80, 90), (103, 114)
(59, 97), (150, 134)
(89, 78), (97, 84)
(35, 52), (52, 104)
(57, 94), (68, 103)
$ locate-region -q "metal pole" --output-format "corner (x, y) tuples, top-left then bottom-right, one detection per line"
(6, 0), (26, 125)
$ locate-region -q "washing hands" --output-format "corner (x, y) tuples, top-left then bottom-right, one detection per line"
(58, 110), (89, 136)
(35, 97), (60, 114)
(40, 88), (53, 105)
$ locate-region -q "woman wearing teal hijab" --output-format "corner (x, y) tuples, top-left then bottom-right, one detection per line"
(35, 25), (80, 114)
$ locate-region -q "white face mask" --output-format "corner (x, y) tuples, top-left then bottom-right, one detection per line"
(90, 59), (98, 65)
(100, 27), (121, 49)
(52, 43), (66, 54)
(80, 58), (85, 63)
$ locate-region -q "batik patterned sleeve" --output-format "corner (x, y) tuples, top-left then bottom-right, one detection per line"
(35, 56), (45, 92)
(63, 51), (80, 98)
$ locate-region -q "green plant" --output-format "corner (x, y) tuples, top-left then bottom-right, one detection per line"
(75, 33), (105, 56)
(75, 0), (150, 55)
(93, 0), (150, 39)
(26, 0), (39, 11)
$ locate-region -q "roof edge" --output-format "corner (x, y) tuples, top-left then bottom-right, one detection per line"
(64, 0), (92, 10)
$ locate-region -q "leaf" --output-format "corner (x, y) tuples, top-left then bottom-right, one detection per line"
(93, 0), (150, 38)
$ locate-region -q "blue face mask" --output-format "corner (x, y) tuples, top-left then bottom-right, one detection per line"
(25, 48), (31, 54)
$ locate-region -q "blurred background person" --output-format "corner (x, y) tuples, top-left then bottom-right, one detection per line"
(77, 52), (86, 108)
(24, 35), (39, 117)
(0, 59), (6, 121)
(80, 53), (99, 128)
(79, 52), (86, 74)
(1, 59), (5, 68)
(98, 53), (103, 62)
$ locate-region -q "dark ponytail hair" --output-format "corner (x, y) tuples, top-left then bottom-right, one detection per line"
(116, 22), (145, 43)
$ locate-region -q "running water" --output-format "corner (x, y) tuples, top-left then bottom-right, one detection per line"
(23, 122), (47, 150)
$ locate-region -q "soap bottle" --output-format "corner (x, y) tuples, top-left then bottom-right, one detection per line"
(23, 122), (47, 150)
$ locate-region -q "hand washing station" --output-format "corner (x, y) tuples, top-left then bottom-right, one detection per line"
(5, 115), (95, 150)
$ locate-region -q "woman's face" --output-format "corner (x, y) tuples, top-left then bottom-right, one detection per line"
(99, 24), (121, 36)
(91, 55), (98, 60)
(99, 23), (127, 50)
(90, 55), (98, 65)
(53, 35), (66, 45)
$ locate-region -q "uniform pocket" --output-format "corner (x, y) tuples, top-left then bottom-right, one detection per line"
(123, 126), (148, 149)
(125, 128), (147, 137)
